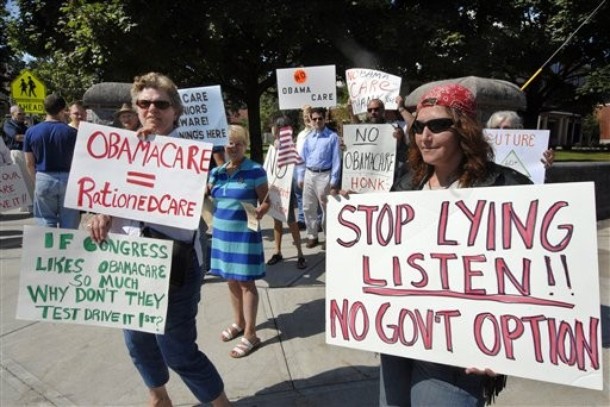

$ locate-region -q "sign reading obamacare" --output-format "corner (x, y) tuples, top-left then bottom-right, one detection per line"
(277, 65), (337, 110)
(64, 123), (213, 230)
(326, 182), (602, 390)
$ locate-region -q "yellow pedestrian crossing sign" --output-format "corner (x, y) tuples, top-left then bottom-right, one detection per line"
(11, 70), (47, 114)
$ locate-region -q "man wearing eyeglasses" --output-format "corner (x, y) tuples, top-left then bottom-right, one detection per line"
(297, 107), (341, 249)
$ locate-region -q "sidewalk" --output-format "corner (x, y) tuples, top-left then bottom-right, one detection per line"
(1, 211), (608, 406)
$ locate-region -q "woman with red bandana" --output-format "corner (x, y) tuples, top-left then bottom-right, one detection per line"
(380, 84), (531, 406)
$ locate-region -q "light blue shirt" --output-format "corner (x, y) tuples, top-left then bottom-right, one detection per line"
(297, 127), (341, 187)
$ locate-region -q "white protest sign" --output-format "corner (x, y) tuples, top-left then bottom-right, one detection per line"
(342, 124), (396, 193)
(241, 202), (260, 231)
(0, 163), (32, 212)
(16, 226), (172, 334)
(178, 85), (229, 146)
(277, 65), (337, 110)
(326, 183), (602, 390)
(65, 123), (212, 230)
(346, 68), (402, 115)
(484, 129), (550, 184)
(263, 145), (295, 222)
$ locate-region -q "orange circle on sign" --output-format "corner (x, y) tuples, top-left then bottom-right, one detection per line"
(294, 69), (307, 84)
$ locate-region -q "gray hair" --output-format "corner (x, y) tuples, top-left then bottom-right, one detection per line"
(486, 111), (523, 129)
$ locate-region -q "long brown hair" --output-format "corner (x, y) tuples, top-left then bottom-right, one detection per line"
(407, 107), (494, 187)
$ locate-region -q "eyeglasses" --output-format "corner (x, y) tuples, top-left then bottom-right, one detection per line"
(367, 107), (381, 113)
(135, 100), (172, 110)
(412, 118), (454, 134)
(311, 117), (324, 121)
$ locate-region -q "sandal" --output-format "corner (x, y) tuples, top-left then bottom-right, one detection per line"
(221, 323), (244, 342)
(267, 253), (283, 265)
(230, 336), (261, 358)
(296, 256), (307, 269)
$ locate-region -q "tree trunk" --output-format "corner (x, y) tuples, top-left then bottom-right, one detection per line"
(246, 90), (263, 164)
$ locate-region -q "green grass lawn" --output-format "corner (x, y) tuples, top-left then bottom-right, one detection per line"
(555, 150), (610, 162)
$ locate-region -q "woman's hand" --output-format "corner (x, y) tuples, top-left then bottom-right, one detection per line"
(255, 202), (269, 220)
(541, 149), (555, 169)
(87, 214), (112, 243)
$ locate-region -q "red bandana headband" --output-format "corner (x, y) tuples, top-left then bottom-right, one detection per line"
(417, 83), (476, 118)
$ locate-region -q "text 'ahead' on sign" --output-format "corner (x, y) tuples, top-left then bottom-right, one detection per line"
(10, 69), (46, 115)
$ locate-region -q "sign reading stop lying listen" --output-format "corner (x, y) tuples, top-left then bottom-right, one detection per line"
(325, 182), (602, 390)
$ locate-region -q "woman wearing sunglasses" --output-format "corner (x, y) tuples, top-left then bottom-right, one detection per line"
(381, 84), (531, 406)
(87, 72), (230, 407)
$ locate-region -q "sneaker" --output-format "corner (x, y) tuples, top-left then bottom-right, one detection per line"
(267, 253), (283, 265)
(296, 256), (307, 269)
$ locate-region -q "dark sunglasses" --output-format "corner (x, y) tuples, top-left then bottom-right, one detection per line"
(412, 118), (454, 134)
(135, 99), (172, 110)
(367, 107), (381, 112)
(311, 117), (324, 121)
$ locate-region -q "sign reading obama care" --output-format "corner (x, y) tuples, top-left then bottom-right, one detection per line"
(65, 123), (213, 230)
(325, 182), (602, 390)
(277, 65), (337, 110)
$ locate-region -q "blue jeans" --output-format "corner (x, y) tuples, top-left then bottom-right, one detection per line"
(33, 172), (80, 229)
(123, 257), (224, 402)
(379, 354), (485, 407)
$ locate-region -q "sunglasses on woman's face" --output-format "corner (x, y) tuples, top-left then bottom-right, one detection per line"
(412, 118), (454, 134)
(135, 99), (172, 110)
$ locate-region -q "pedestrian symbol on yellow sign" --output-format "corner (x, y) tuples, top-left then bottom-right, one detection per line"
(10, 70), (47, 114)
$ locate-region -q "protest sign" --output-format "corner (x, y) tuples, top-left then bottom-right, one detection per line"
(178, 85), (229, 146)
(277, 65), (336, 110)
(326, 182), (602, 389)
(484, 129), (550, 184)
(241, 202), (260, 232)
(64, 122), (212, 230)
(342, 124), (396, 193)
(263, 145), (295, 222)
(0, 163), (32, 212)
(16, 226), (172, 334)
(346, 68), (402, 115)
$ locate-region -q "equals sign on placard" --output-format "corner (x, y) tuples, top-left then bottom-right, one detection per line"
(126, 171), (156, 188)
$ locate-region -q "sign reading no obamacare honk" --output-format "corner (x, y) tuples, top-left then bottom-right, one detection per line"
(64, 122), (213, 230)
(326, 182), (602, 390)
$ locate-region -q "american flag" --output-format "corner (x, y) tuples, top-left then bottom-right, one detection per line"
(277, 126), (302, 167)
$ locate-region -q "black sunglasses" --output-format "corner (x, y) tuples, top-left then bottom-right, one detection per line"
(311, 117), (324, 121)
(412, 118), (454, 134)
(135, 99), (172, 110)
(367, 107), (381, 112)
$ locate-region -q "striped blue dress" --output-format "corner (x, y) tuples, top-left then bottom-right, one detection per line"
(209, 159), (267, 281)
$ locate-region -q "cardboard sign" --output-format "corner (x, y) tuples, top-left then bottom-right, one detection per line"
(263, 145), (295, 222)
(64, 123), (212, 230)
(277, 65), (337, 110)
(484, 129), (550, 184)
(342, 124), (396, 193)
(346, 68), (402, 115)
(0, 163), (32, 212)
(16, 226), (172, 334)
(178, 85), (229, 146)
(326, 183), (602, 390)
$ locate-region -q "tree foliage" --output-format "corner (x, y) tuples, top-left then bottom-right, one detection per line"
(5, 0), (609, 158)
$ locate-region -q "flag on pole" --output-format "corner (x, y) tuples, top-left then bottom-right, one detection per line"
(277, 126), (302, 167)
